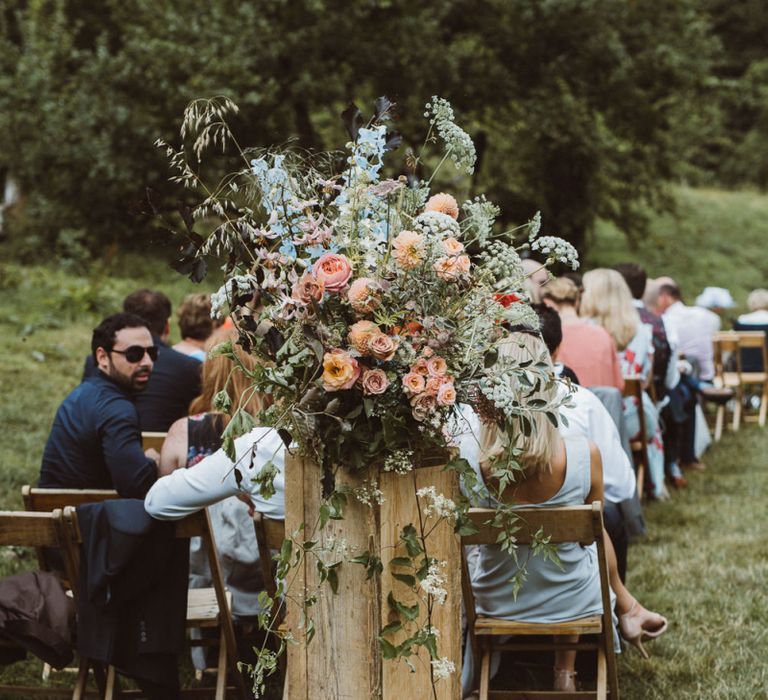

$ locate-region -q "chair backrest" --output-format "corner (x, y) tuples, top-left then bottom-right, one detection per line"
(253, 512), (286, 600)
(141, 431), (167, 452)
(22, 485), (119, 512)
(0, 509), (77, 595)
(461, 503), (609, 636)
(713, 333), (742, 381)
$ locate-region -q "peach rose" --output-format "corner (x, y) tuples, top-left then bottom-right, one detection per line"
(425, 376), (442, 393)
(411, 358), (429, 376)
(410, 392), (437, 421)
(347, 277), (380, 314)
(427, 356), (448, 377)
(402, 372), (426, 395)
(348, 320), (378, 355)
(425, 193), (459, 220)
(291, 273), (325, 305)
(392, 230), (424, 270)
(322, 349), (360, 391)
(367, 333), (398, 361)
(436, 382), (457, 407)
(314, 253), (353, 292)
(442, 237), (464, 256)
(434, 254), (471, 281)
(361, 368), (389, 396)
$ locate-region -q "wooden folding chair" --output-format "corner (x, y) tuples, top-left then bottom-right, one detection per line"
(712, 332), (743, 438)
(252, 511), (285, 603)
(461, 503), (619, 700)
(60, 505), (248, 700)
(621, 376), (648, 500)
(731, 331), (768, 427)
(141, 431), (168, 452)
(0, 509), (90, 699)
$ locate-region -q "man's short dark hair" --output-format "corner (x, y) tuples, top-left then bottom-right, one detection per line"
(91, 313), (150, 361)
(614, 263), (646, 300)
(531, 303), (562, 357)
(659, 284), (681, 301)
(123, 289), (171, 337)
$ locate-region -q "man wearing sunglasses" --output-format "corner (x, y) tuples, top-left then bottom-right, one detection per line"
(39, 313), (162, 498)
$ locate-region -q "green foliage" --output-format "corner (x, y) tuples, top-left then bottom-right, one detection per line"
(0, 0), (721, 257)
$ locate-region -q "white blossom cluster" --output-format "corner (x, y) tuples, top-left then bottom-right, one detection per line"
(210, 274), (259, 319)
(479, 370), (521, 420)
(383, 448), (414, 474)
(430, 657), (456, 682)
(416, 486), (457, 521)
(425, 97), (476, 174)
(419, 560), (448, 605)
(355, 479), (385, 507)
(480, 240), (523, 285)
(413, 210), (461, 239)
(323, 535), (353, 561)
(462, 195), (500, 245)
(528, 211), (542, 241)
(531, 236), (579, 270)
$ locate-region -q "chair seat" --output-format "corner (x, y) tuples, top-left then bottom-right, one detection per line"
(474, 614), (602, 636)
(186, 587), (231, 628)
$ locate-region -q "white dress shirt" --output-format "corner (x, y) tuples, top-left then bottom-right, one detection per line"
(663, 300), (715, 381)
(144, 427), (286, 520)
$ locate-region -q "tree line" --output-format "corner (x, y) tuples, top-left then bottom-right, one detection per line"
(0, 0), (765, 262)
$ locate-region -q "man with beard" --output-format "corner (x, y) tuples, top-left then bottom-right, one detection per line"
(40, 313), (162, 497)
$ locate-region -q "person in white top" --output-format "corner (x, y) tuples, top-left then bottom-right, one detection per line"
(738, 289), (768, 326)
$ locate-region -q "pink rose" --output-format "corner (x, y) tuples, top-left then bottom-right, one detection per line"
(348, 320), (379, 355)
(434, 254), (471, 281)
(436, 382), (457, 406)
(442, 237), (464, 256)
(402, 372), (426, 395)
(347, 277), (380, 314)
(361, 368), (389, 395)
(291, 273), (325, 305)
(367, 333), (398, 361)
(411, 358), (429, 376)
(322, 349), (360, 391)
(314, 253), (353, 292)
(425, 376), (442, 393)
(427, 356), (448, 377)
(410, 392), (437, 421)
(425, 193), (459, 220)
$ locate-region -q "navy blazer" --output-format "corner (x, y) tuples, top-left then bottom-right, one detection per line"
(82, 337), (201, 432)
(40, 373), (157, 498)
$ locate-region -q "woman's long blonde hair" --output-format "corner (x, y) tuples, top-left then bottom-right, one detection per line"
(580, 268), (639, 351)
(189, 327), (266, 423)
(478, 331), (561, 477)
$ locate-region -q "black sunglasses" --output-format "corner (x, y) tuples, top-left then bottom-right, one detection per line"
(110, 345), (159, 363)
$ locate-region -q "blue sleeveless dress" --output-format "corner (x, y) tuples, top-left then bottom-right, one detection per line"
(461, 436), (618, 695)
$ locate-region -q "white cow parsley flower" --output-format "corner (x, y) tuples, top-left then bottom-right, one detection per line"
(431, 657), (456, 681)
(531, 236), (579, 270)
(420, 561), (448, 605)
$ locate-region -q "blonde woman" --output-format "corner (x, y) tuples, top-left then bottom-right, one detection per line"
(580, 269), (666, 498)
(461, 332), (667, 697)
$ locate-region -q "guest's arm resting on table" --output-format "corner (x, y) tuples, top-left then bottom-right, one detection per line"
(144, 426), (286, 521)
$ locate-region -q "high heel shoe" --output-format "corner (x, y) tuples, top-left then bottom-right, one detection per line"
(619, 600), (668, 659)
(553, 668), (577, 691)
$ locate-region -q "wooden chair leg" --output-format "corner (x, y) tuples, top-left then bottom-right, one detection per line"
(479, 645), (491, 700)
(759, 387), (767, 427)
(715, 404), (724, 441)
(72, 658), (89, 700)
(733, 392), (742, 432)
(104, 665), (117, 700)
(215, 628), (227, 700)
(596, 646), (607, 699)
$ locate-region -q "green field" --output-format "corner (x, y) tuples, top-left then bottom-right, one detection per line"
(0, 187), (766, 697)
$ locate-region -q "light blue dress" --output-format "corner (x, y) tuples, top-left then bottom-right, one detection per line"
(461, 436), (618, 695)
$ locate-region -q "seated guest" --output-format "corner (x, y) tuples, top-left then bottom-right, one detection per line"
(83, 289), (201, 431)
(173, 293), (217, 362)
(521, 257), (550, 303)
(733, 288), (768, 373)
(695, 286), (735, 334)
(614, 263), (678, 401)
(541, 277), (624, 390)
(460, 332), (666, 696)
(580, 269), (666, 499)
(40, 313), (161, 497)
(532, 304), (579, 384)
(534, 304), (638, 581)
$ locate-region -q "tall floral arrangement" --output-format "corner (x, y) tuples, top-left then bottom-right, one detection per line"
(159, 95), (578, 696)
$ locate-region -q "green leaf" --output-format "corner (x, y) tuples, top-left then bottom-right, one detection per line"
(389, 556), (413, 569)
(392, 572), (416, 588)
(378, 637), (399, 659)
(380, 621), (403, 636)
(400, 524), (423, 557)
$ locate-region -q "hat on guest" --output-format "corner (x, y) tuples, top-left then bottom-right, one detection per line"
(695, 287), (735, 310)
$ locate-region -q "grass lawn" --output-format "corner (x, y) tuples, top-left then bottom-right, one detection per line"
(0, 186), (767, 697)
